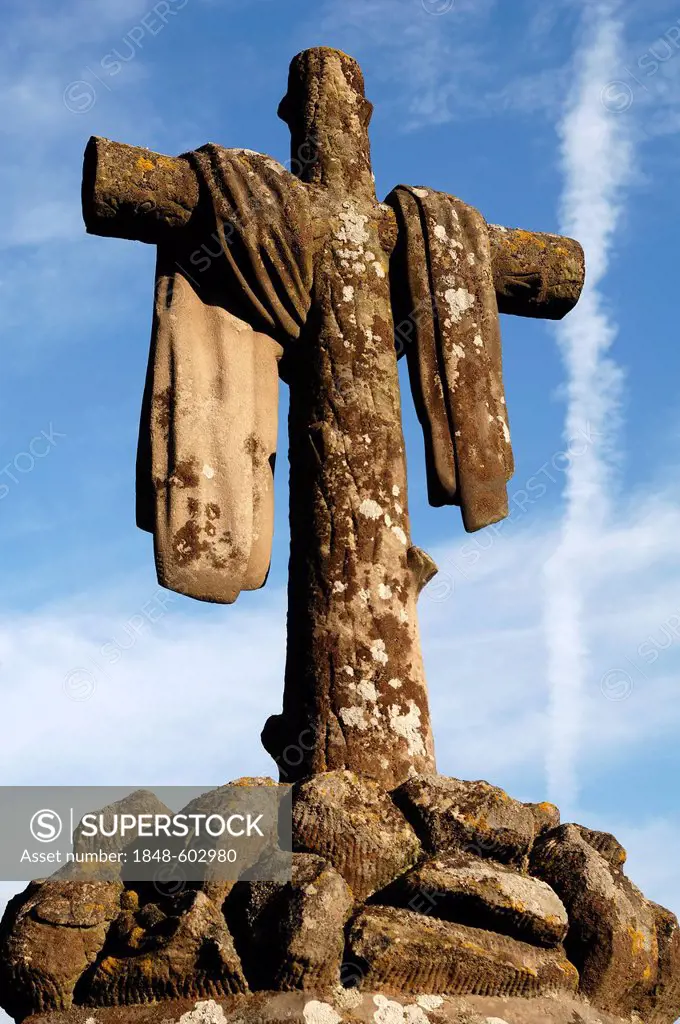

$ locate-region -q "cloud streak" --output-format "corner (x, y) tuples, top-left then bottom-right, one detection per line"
(544, 0), (635, 815)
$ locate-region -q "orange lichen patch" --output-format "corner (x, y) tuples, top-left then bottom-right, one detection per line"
(97, 956), (123, 978)
(136, 156), (155, 172)
(628, 926), (651, 955)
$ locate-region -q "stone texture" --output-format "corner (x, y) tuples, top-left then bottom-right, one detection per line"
(377, 850), (568, 948)
(387, 186), (513, 530)
(641, 901), (680, 1024)
(393, 775), (535, 867)
(347, 906), (579, 997)
(22, 991), (637, 1024)
(83, 139), (584, 319)
(74, 790), (174, 859)
(291, 771), (421, 900)
(572, 824), (627, 870)
(175, 777), (283, 908)
(523, 801), (560, 839)
(0, 879), (123, 1020)
(530, 823), (659, 1018)
(136, 144), (314, 605)
(487, 224), (585, 321)
(225, 852), (353, 990)
(262, 50), (438, 789)
(80, 890), (246, 1006)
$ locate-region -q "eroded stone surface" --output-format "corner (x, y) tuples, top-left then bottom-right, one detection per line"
(0, 879), (123, 1020)
(393, 775), (535, 867)
(530, 823), (659, 1018)
(80, 890), (247, 1006)
(74, 791), (174, 860)
(377, 851), (567, 948)
(291, 771), (421, 900)
(641, 902), (680, 1024)
(176, 777), (282, 908)
(225, 853), (353, 990)
(523, 802), (560, 839)
(347, 906), (579, 997)
(571, 825), (627, 870)
(22, 991), (634, 1024)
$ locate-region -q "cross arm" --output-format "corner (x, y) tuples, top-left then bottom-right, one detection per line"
(82, 135), (585, 320)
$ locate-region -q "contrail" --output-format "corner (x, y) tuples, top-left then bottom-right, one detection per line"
(544, 0), (634, 815)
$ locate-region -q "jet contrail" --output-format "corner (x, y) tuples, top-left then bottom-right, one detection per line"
(545, 0), (634, 815)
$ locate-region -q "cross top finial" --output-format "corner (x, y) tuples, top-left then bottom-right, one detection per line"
(278, 47), (375, 194)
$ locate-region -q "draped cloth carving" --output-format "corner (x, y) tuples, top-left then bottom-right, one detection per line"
(387, 186), (514, 533)
(136, 145), (313, 603)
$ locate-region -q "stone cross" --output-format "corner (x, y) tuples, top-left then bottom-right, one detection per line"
(82, 47), (584, 791)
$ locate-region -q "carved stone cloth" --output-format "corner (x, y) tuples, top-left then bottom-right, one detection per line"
(387, 186), (514, 533)
(136, 145), (313, 603)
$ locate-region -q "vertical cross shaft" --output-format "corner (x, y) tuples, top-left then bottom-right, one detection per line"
(262, 49), (438, 788)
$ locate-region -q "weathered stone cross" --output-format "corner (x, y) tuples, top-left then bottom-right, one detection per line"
(82, 47), (584, 791)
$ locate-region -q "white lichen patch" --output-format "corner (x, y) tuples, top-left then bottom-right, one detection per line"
(378, 583), (392, 600)
(202, 464), (215, 479)
(443, 287), (476, 325)
(373, 262), (386, 278)
(473, 333), (484, 349)
(412, 188), (429, 198)
(388, 677), (403, 689)
(339, 706), (368, 730)
(179, 1002), (227, 1024)
(343, 285), (355, 303)
(433, 224), (448, 241)
(416, 996), (444, 1011)
(303, 1001), (343, 1024)
(467, 252), (476, 265)
(333, 581), (347, 594)
(399, 607), (409, 623)
(371, 639), (388, 665)
(357, 679), (378, 702)
(333, 985), (363, 1011)
(343, 665), (355, 676)
(499, 416), (511, 443)
(359, 498), (384, 520)
(392, 525), (408, 546)
(373, 995), (430, 1024)
(484, 1019), (511, 1024)
(384, 513), (392, 527)
(373, 995), (406, 1024)
(337, 206), (370, 247)
(389, 700), (426, 757)
(392, 484), (400, 496)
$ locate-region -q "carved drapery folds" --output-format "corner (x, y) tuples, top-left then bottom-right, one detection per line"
(136, 146), (313, 603)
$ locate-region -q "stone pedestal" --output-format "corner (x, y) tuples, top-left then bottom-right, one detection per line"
(23, 991), (634, 1024)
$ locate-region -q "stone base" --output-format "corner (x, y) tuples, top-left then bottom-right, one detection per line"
(24, 992), (632, 1024)
(2, 773), (678, 1024)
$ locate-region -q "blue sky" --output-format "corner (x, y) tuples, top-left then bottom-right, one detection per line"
(0, 0), (679, 972)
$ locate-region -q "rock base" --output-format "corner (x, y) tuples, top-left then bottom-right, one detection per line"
(23, 991), (632, 1024)
(2, 772), (678, 1024)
